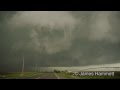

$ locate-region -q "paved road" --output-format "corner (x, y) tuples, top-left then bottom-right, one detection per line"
(35, 73), (58, 79)
(19, 73), (59, 79)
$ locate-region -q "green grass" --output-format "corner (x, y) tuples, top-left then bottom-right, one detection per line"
(56, 71), (120, 79)
(0, 72), (42, 79)
(56, 72), (79, 79)
(1, 71), (120, 79)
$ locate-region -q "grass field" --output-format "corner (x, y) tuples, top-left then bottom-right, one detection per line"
(0, 72), (42, 79)
(55, 71), (120, 79)
(55, 72), (79, 79)
(0, 71), (120, 79)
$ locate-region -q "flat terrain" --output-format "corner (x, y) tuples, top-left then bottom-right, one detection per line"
(0, 72), (41, 79)
(0, 72), (58, 79)
(56, 71), (120, 79)
(35, 73), (58, 79)
(0, 71), (120, 79)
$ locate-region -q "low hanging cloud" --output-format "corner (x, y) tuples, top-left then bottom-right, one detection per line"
(9, 11), (76, 29)
(1, 11), (120, 70)
(89, 12), (118, 43)
(9, 11), (77, 54)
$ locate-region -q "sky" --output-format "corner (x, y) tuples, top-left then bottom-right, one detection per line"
(0, 11), (120, 72)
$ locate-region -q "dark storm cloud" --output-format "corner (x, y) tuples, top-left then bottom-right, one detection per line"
(0, 11), (120, 72)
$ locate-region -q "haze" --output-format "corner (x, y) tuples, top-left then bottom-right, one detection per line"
(0, 11), (120, 72)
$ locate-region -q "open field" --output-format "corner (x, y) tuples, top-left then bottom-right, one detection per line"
(1, 63), (120, 79)
(55, 71), (120, 79)
(0, 71), (120, 79)
(0, 72), (58, 79)
(0, 72), (43, 79)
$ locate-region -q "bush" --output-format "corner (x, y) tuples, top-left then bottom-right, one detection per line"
(54, 70), (60, 73)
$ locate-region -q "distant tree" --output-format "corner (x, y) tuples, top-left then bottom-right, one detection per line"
(54, 69), (60, 73)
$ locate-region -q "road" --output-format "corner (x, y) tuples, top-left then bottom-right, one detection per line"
(35, 73), (58, 79)
(19, 73), (59, 79)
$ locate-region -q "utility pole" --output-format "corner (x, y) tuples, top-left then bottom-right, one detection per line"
(35, 63), (37, 72)
(21, 56), (24, 76)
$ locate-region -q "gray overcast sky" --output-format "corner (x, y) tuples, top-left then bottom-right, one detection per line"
(0, 11), (120, 72)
